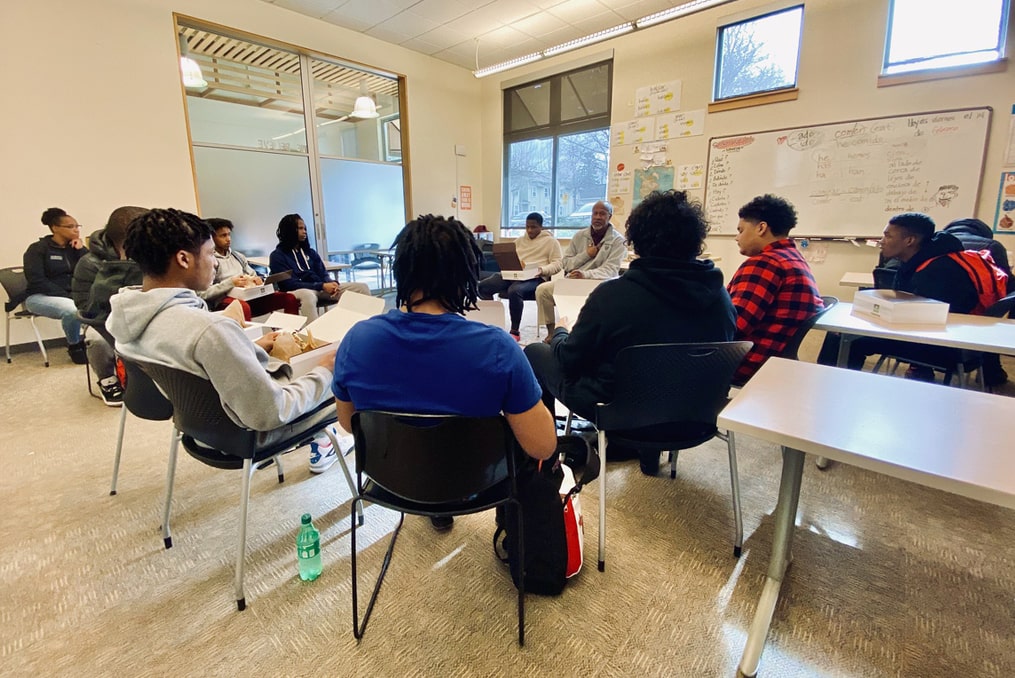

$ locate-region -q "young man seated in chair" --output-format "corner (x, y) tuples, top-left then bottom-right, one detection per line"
(106, 208), (341, 474)
(331, 214), (557, 531)
(727, 194), (824, 384)
(523, 190), (738, 476)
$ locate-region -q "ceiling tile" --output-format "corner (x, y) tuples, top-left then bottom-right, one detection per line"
(270, 0), (351, 19)
(409, 0), (474, 24)
(510, 10), (570, 37)
(366, 24), (417, 43)
(547, 0), (613, 24)
(325, 0), (410, 28)
(481, 0), (544, 24)
(573, 10), (628, 33)
(399, 36), (447, 54)
(477, 24), (529, 49)
(445, 6), (507, 36)
(415, 24), (467, 50)
(373, 10), (441, 37)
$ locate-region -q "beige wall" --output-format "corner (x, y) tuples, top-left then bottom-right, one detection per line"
(478, 0), (1015, 299)
(1, 0), (483, 343)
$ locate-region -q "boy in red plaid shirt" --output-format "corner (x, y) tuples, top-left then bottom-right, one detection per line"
(727, 195), (823, 383)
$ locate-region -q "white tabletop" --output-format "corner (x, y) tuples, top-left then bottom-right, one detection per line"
(718, 358), (1015, 509)
(839, 271), (874, 287)
(815, 302), (1015, 356)
(246, 256), (348, 272)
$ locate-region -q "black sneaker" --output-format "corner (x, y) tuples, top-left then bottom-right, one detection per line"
(903, 365), (935, 382)
(430, 516), (454, 531)
(98, 376), (124, 407)
(68, 341), (88, 365)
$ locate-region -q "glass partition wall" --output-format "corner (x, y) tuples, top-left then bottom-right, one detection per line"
(178, 19), (408, 291)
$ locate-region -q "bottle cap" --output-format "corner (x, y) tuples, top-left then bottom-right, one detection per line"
(301, 513), (311, 524)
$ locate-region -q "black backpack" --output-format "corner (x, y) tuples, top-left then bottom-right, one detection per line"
(493, 435), (599, 596)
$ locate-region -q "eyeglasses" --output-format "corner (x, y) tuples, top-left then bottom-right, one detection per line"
(55, 223), (81, 229)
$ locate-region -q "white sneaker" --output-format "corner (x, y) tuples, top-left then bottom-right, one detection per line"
(98, 376), (124, 407)
(308, 438), (336, 473)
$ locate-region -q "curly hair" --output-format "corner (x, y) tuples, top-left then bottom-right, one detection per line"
(40, 207), (68, 228)
(738, 194), (797, 236)
(277, 213), (309, 251)
(625, 190), (708, 259)
(392, 214), (481, 314)
(124, 208), (213, 276)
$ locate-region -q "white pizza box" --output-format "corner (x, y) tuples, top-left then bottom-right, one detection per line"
(552, 277), (604, 325)
(851, 289), (948, 326)
(502, 267), (542, 281)
(242, 324), (270, 341)
(259, 312), (307, 333)
(288, 292), (385, 377)
(230, 284), (274, 301)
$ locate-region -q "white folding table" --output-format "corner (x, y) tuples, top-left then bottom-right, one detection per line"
(718, 358), (1015, 677)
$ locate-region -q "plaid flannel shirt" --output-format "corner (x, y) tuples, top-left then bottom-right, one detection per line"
(727, 239), (823, 383)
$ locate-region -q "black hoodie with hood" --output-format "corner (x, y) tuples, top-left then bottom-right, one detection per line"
(942, 218), (1011, 276)
(548, 256), (737, 411)
(893, 231), (980, 313)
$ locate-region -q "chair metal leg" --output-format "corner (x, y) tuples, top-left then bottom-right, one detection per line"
(871, 355), (888, 374)
(351, 500), (404, 640)
(669, 450), (679, 479)
(564, 410), (573, 435)
(324, 427), (362, 525)
(110, 404), (129, 495)
(234, 458), (255, 611)
(29, 317), (49, 367)
(86, 360), (99, 398)
(597, 429), (606, 572)
(275, 454), (285, 484)
(723, 430), (744, 558)
(4, 313), (10, 363)
(161, 428), (181, 549)
(815, 456), (830, 470)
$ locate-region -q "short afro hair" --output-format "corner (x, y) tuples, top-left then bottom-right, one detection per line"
(625, 190), (709, 260)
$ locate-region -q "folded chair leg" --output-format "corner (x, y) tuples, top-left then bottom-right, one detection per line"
(597, 429), (607, 572)
(352, 502), (404, 640)
(724, 430), (744, 558)
(161, 428), (181, 550)
(234, 458), (255, 611)
(325, 428), (362, 526)
(110, 403), (129, 496)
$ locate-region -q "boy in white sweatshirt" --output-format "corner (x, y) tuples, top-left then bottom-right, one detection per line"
(478, 213), (562, 339)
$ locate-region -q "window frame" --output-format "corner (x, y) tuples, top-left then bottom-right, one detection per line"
(711, 4), (804, 105)
(502, 60), (613, 237)
(880, 0), (1010, 84)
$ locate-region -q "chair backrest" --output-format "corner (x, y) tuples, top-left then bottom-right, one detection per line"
(597, 341), (752, 432)
(138, 361), (256, 457)
(351, 243), (382, 267)
(352, 412), (517, 504)
(778, 295), (840, 361)
(984, 291), (1015, 319)
(120, 357), (174, 422)
(0, 267), (29, 313)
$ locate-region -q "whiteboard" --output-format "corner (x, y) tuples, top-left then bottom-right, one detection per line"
(704, 107), (992, 238)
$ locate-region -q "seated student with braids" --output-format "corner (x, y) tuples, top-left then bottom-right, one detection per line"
(331, 214), (557, 531)
(270, 213), (370, 322)
(205, 217), (300, 321)
(107, 208), (342, 474)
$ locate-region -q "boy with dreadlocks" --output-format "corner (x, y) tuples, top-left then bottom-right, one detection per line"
(107, 208), (341, 473)
(332, 214), (557, 530)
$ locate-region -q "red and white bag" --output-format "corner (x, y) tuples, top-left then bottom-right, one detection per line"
(560, 465), (584, 578)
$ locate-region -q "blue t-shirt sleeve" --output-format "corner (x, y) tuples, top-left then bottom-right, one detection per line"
(331, 332), (353, 401)
(501, 340), (543, 415)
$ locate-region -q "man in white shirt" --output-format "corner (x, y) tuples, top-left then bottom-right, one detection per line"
(534, 200), (626, 336)
(478, 213), (562, 340)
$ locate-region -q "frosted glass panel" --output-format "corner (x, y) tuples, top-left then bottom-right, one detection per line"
(320, 158), (405, 252)
(193, 146), (314, 257)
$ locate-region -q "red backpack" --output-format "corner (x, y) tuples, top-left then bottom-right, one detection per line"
(915, 249), (1009, 315)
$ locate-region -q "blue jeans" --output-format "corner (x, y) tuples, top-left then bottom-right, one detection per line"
(25, 294), (81, 344)
(477, 274), (541, 332)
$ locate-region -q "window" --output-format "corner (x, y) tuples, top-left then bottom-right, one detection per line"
(503, 62), (612, 238)
(713, 5), (803, 102)
(178, 20), (407, 289)
(883, 0), (1009, 75)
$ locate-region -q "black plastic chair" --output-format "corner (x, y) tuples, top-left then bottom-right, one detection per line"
(138, 361), (358, 611)
(110, 357), (180, 508)
(0, 266), (49, 367)
(779, 295), (839, 361)
(349, 243), (382, 288)
(593, 341), (752, 569)
(349, 411), (526, 645)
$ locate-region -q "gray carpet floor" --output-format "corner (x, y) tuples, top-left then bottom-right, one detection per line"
(2, 310), (1014, 677)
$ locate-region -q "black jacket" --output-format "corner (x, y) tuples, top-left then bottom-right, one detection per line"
(71, 228), (118, 308)
(942, 218), (1011, 276)
(23, 235), (88, 298)
(550, 256), (737, 409)
(894, 232), (979, 313)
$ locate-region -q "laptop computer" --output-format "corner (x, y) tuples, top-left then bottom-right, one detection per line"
(492, 242), (541, 281)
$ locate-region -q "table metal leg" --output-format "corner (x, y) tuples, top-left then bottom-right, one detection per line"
(836, 334), (854, 369)
(738, 446), (805, 678)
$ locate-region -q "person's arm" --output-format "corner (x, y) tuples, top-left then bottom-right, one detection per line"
(727, 257), (781, 338)
(911, 262), (979, 313)
(193, 320), (336, 430)
(560, 232), (589, 273)
(23, 242), (69, 297)
(538, 238), (565, 277)
(336, 398), (356, 435)
(551, 290), (607, 378)
(582, 232), (626, 280)
(198, 278), (236, 306)
(505, 401), (557, 460)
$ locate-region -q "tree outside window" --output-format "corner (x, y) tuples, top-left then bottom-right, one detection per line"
(714, 5), (803, 101)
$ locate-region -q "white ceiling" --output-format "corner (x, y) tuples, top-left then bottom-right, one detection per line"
(261, 0), (715, 72)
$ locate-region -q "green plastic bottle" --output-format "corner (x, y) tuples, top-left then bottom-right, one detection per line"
(296, 513), (322, 581)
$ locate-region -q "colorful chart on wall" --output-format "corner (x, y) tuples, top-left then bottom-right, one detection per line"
(633, 166), (674, 207)
(704, 107), (992, 237)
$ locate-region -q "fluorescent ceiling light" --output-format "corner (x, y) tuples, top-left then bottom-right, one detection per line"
(474, 52), (543, 78)
(542, 23), (633, 57)
(636, 0), (735, 28)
